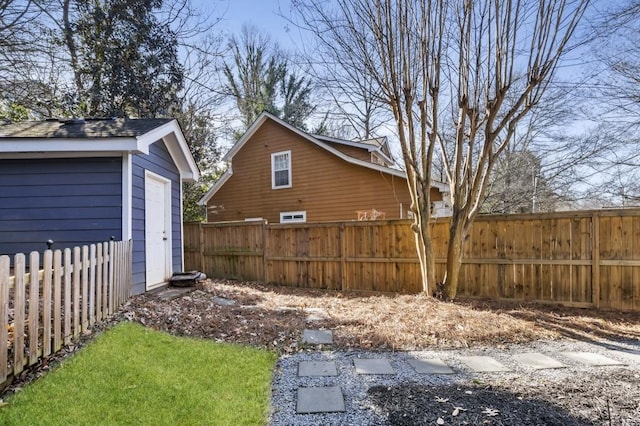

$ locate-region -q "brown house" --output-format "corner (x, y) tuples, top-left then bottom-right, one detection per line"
(199, 112), (449, 223)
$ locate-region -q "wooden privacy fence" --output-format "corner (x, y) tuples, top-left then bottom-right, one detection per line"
(0, 240), (132, 385)
(184, 208), (640, 311)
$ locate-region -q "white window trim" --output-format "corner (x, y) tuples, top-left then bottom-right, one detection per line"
(271, 150), (292, 189)
(280, 210), (306, 223)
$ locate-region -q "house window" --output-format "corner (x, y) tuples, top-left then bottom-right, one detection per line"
(280, 211), (306, 223)
(271, 150), (292, 189)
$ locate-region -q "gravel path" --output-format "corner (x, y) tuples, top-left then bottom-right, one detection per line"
(270, 338), (640, 425)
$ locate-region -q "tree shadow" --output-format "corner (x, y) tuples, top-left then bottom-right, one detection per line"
(459, 298), (640, 352)
(368, 383), (594, 425)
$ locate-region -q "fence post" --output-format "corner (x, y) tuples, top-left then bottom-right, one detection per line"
(591, 211), (601, 308)
(262, 221), (269, 283)
(198, 222), (205, 273)
(340, 223), (346, 291)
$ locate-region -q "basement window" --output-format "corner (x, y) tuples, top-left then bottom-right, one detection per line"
(280, 211), (306, 223)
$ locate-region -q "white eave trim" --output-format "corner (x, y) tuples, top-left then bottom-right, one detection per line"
(198, 167), (232, 205)
(0, 137), (138, 152)
(136, 119), (200, 182)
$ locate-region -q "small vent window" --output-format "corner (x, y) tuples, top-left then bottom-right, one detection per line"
(280, 211), (306, 223)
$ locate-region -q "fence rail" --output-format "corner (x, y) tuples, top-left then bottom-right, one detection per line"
(184, 209), (640, 312)
(0, 240), (132, 386)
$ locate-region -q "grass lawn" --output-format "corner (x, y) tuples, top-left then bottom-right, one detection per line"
(0, 322), (277, 426)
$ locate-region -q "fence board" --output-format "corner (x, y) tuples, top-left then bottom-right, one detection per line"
(96, 244), (102, 322)
(42, 250), (52, 358)
(0, 256), (9, 382)
(73, 247), (81, 337)
(13, 254), (25, 374)
(64, 249), (72, 345)
(28, 252), (40, 365)
(53, 250), (62, 352)
(81, 246), (89, 330)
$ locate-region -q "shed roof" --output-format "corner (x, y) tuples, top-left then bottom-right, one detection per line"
(0, 118), (199, 181)
(0, 118), (173, 138)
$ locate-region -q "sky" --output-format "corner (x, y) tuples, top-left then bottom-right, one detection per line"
(198, 0), (297, 45)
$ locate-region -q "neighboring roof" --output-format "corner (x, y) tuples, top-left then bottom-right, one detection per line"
(0, 118), (199, 181)
(199, 111), (448, 205)
(312, 134), (395, 166)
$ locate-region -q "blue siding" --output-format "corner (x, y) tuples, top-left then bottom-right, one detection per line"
(0, 158), (122, 256)
(131, 141), (182, 294)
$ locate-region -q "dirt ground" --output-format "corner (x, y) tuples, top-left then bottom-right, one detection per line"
(3, 279), (639, 424)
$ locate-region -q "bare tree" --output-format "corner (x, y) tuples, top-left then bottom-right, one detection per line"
(293, 0), (589, 298)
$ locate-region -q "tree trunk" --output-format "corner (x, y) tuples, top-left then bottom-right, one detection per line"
(414, 215), (436, 295)
(443, 213), (465, 299)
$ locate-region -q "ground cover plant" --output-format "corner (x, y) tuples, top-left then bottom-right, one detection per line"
(0, 321), (277, 426)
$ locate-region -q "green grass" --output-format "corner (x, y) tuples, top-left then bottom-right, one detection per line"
(0, 322), (277, 426)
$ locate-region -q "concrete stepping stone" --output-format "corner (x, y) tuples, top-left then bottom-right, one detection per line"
(296, 386), (345, 414)
(459, 356), (512, 372)
(302, 329), (333, 345)
(407, 357), (455, 374)
(561, 352), (626, 366)
(298, 361), (338, 377)
(354, 358), (395, 375)
(512, 353), (566, 369)
(611, 350), (640, 364)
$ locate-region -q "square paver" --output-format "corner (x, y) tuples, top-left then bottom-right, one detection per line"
(459, 356), (512, 372)
(354, 358), (395, 375)
(298, 361), (338, 377)
(512, 353), (566, 370)
(407, 357), (455, 374)
(296, 386), (345, 414)
(561, 352), (626, 366)
(611, 350), (640, 364)
(302, 329), (333, 344)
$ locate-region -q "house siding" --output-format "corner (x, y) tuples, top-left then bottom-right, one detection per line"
(322, 141), (373, 162)
(207, 120), (442, 223)
(0, 157), (122, 257)
(131, 140), (182, 294)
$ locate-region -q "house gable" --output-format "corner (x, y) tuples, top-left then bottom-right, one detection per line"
(199, 112), (410, 206)
(203, 118), (426, 223)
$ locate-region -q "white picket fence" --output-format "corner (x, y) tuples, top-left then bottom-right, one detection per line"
(0, 240), (132, 384)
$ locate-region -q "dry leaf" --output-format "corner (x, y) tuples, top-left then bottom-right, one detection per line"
(437, 417), (445, 425)
(482, 407), (500, 417)
(435, 396), (449, 403)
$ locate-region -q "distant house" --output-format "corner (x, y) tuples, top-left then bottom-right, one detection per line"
(0, 118), (199, 294)
(199, 112), (449, 223)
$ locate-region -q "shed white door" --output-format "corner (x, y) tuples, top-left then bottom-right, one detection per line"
(145, 171), (171, 290)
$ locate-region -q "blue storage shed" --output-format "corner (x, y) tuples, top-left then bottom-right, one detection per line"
(0, 118), (199, 294)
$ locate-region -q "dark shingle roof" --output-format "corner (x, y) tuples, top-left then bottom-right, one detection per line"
(0, 118), (173, 138)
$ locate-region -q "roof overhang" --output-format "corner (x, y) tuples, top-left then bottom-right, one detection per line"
(0, 119), (199, 182)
